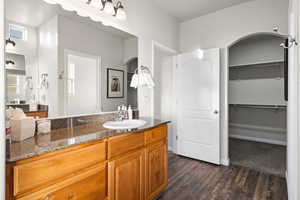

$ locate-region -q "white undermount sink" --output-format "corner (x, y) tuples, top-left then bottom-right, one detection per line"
(103, 119), (146, 130)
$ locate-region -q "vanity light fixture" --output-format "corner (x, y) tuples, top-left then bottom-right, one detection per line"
(87, 0), (126, 20)
(5, 38), (16, 48)
(5, 60), (15, 66)
(130, 66), (155, 89)
(103, 0), (115, 15)
(114, 1), (126, 20)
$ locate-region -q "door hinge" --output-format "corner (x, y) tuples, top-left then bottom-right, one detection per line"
(176, 64), (178, 69)
(176, 135), (178, 140)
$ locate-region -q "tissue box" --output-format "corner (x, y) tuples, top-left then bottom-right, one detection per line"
(10, 117), (35, 141)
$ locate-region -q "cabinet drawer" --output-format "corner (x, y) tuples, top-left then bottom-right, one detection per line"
(14, 141), (106, 196)
(25, 111), (48, 118)
(108, 132), (144, 159)
(145, 125), (167, 145)
(16, 163), (107, 200)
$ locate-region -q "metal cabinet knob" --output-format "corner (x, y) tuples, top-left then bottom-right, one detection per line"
(214, 110), (219, 114)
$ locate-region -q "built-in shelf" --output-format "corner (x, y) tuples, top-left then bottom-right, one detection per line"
(229, 104), (287, 110)
(229, 61), (284, 80)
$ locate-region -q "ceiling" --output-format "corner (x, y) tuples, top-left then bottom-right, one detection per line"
(6, 0), (58, 27)
(6, 0), (134, 39)
(153, 0), (255, 22)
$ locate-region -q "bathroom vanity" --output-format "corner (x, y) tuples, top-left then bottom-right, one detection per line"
(6, 118), (169, 200)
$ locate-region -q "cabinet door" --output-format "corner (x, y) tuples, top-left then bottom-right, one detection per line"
(16, 163), (107, 200)
(146, 140), (168, 200)
(108, 149), (145, 200)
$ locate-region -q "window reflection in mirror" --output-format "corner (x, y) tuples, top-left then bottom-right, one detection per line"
(5, 0), (138, 118)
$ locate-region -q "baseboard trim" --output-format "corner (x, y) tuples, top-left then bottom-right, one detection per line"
(221, 158), (230, 166)
(229, 134), (286, 146)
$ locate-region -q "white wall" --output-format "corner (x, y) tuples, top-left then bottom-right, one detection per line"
(153, 43), (176, 151)
(57, 15), (129, 113)
(179, 0), (289, 164)
(180, 0), (288, 51)
(123, 37), (138, 63)
(38, 16), (58, 117)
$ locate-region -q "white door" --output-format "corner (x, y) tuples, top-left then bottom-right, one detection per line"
(176, 48), (220, 164)
(65, 51), (100, 115)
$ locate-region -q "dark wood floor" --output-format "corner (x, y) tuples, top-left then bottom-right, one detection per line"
(160, 152), (288, 200)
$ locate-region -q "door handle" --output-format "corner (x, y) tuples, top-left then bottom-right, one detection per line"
(214, 110), (219, 114)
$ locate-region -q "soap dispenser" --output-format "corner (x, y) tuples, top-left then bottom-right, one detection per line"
(128, 105), (133, 120)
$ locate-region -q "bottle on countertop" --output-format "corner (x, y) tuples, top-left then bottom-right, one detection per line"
(122, 105), (128, 120)
(128, 105), (133, 120)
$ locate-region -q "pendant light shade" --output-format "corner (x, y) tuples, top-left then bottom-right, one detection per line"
(104, 0), (115, 15)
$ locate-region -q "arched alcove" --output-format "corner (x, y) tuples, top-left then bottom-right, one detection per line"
(227, 32), (287, 176)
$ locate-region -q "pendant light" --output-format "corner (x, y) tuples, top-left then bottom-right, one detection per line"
(104, 0), (115, 15)
(114, 1), (126, 20)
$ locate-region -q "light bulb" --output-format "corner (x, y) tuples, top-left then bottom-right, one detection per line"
(90, 0), (103, 9)
(104, 0), (115, 15)
(116, 6), (126, 20)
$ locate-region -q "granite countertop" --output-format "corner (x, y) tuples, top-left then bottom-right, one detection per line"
(6, 118), (170, 162)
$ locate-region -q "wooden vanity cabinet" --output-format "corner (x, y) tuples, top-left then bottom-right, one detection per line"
(7, 124), (168, 200)
(13, 141), (106, 196)
(106, 126), (168, 200)
(145, 140), (168, 200)
(16, 163), (107, 200)
(108, 149), (145, 200)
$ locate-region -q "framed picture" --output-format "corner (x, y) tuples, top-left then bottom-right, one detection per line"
(107, 68), (124, 98)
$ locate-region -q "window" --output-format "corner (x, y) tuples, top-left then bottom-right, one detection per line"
(8, 24), (27, 40)
(7, 75), (20, 94)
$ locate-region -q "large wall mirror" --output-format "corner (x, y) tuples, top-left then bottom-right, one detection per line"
(5, 0), (138, 118)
